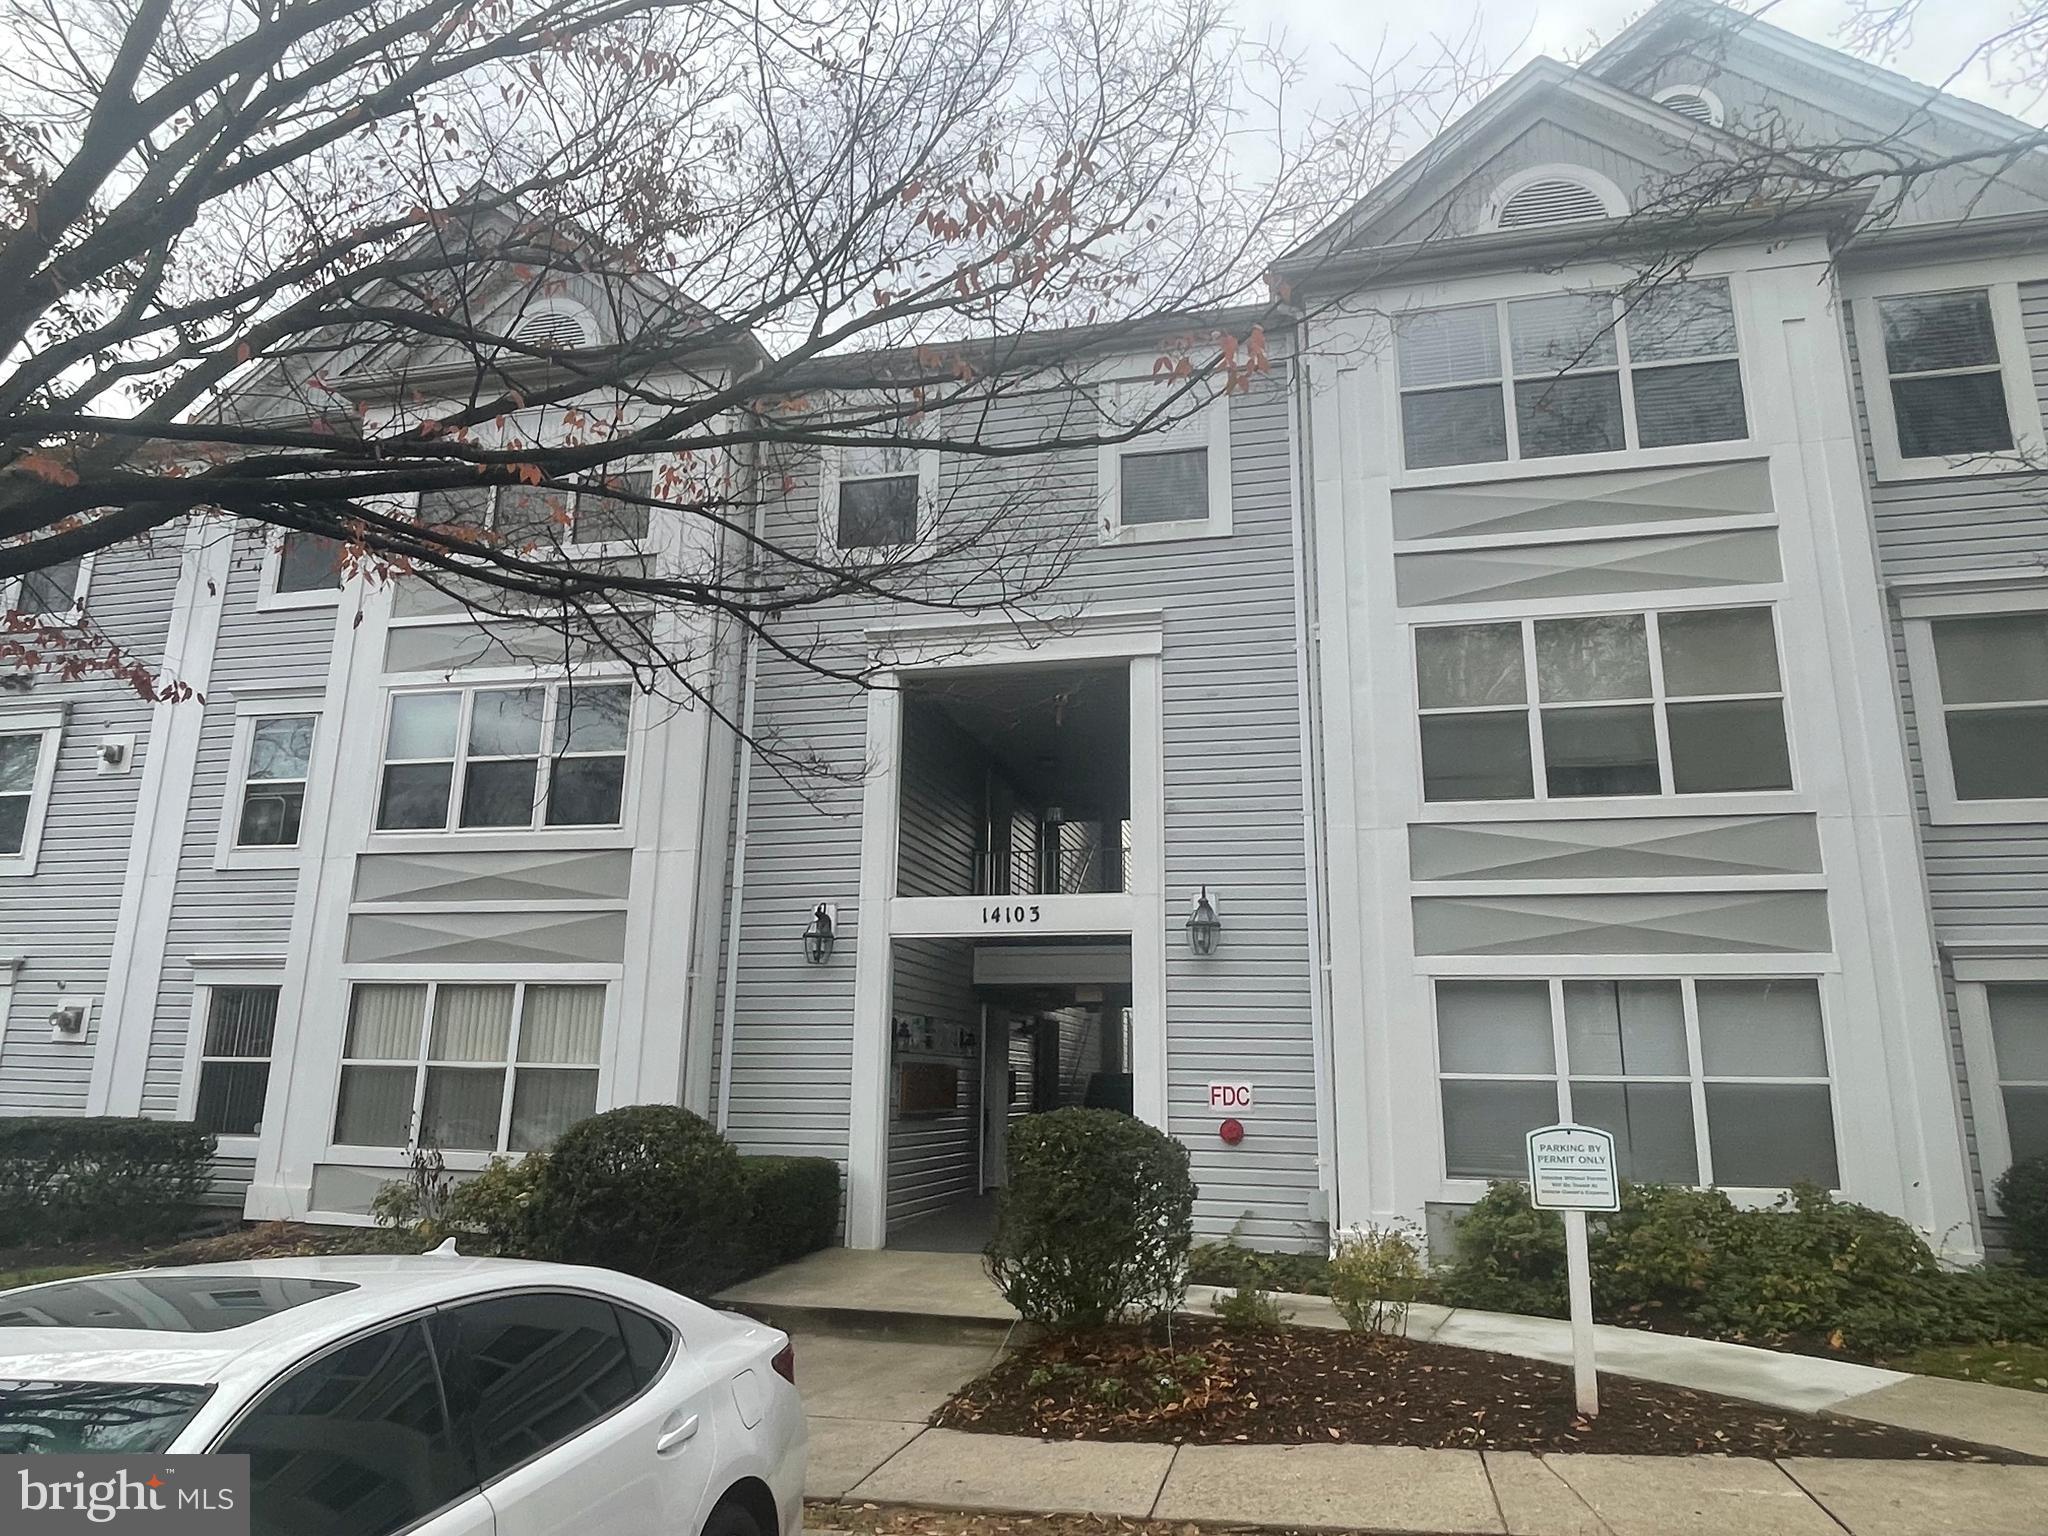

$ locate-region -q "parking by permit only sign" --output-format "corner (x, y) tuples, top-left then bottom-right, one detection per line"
(1526, 1124), (1619, 1213)
(1525, 1123), (1617, 1419)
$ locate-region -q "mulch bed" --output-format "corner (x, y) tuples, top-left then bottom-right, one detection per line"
(931, 1318), (2039, 1461)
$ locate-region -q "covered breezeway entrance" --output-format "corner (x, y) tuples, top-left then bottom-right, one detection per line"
(846, 613), (1167, 1250)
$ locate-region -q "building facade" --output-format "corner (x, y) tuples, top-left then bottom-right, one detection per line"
(4, 0), (2046, 1259)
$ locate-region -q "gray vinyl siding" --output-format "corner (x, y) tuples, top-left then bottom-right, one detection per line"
(1843, 278), (2048, 1223)
(886, 939), (980, 1232)
(0, 535), (177, 1114)
(717, 346), (1321, 1247)
(141, 527), (335, 1120)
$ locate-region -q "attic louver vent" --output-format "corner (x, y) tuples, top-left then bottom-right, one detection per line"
(513, 309), (589, 351)
(1496, 178), (1611, 229)
(1660, 92), (1716, 125)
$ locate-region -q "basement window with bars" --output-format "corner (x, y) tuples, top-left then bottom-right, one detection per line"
(195, 986), (279, 1139)
(333, 981), (604, 1153)
(1435, 976), (1839, 1188)
(1395, 278), (1747, 470)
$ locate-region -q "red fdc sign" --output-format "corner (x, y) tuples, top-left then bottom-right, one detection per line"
(1207, 1082), (1253, 1111)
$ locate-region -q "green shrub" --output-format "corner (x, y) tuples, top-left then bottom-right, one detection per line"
(1329, 1222), (1427, 1335)
(739, 1155), (839, 1269)
(1432, 1179), (2048, 1357)
(1996, 1154), (2048, 1277)
(0, 1118), (214, 1246)
(1211, 1284), (1291, 1329)
(528, 1105), (748, 1297)
(1432, 1182), (1569, 1317)
(985, 1108), (1196, 1328)
(1188, 1237), (1332, 1296)
(445, 1154), (548, 1254)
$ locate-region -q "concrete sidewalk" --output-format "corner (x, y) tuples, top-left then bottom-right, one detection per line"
(793, 1323), (2048, 1536)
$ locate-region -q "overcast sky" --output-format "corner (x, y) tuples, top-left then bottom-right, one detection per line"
(1234, 0), (2047, 125)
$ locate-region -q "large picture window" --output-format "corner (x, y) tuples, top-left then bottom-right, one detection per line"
(1396, 279), (1747, 470)
(1435, 976), (1838, 1188)
(334, 981), (605, 1153)
(1416, 606), (1792, 802)
(375, 681), (631, 832)
(417, 472), (652, 549)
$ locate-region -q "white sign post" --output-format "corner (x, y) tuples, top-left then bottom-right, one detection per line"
(1525, 1123), (1618, 1418)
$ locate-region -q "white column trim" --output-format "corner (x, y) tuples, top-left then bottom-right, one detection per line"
(1127, 652), (1168, 1130)
(845, 677), (902, 1249)
(89, 516), (232, 1116)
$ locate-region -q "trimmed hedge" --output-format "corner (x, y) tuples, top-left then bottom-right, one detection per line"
(1436, 1180), (2048, 1357)
(986, 1108), (1196, 1328)
(740, 1155), (839, 1271)
(527, 1105), (748, 1297)
(0, 1118), (215, 1246)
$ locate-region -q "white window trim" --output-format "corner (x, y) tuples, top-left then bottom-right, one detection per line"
(326, 975), (615, 1168)
(816, 442), (942, 562)
(0, 704), (66, 877)
(1097, 381), (1233, 545)
(1430, 972), (1841, 1196)
(1411, 602), (1797, 809)
(1481, 163), (1631, 231)
(256, 527), (347, 611)
(414, 469), (658, 560)
(1652, 84), (1726, 127)
(2, 553), (94, 624)
(369, 679), (634, 839)
(1899, 580), (2048, 825)
(215, 694), (324, 870)
(1391, 278), (1753, 479)
(1845, 266), (2047, 483)
(1952, 956), (2048, 1211)
(178, 965), (286, 1159)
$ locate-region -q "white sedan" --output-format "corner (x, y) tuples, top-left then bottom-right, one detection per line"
(0, 1253), (805, 1536)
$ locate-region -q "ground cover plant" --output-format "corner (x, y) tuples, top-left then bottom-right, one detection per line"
(931, 1317), (2036, 1460)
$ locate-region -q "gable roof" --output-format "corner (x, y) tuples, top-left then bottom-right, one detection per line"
(1587, 1), (2046, 149)
(1278, 55), (1806, 273)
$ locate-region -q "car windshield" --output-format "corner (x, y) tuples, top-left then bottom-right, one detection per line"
(0, 1379), (215, 1453)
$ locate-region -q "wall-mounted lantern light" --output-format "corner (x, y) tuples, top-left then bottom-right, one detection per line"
(1186, 887), (1221, 957)
(802, 902), (837, 964)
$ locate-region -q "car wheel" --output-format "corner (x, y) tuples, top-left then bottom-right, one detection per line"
(702, 1494), (765, 1536)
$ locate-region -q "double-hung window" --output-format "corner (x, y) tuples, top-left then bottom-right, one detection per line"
(832, 443), (922, 550)
(259, 530), (346, 608)
(1435, 976), (1839, 1188)
(1878, 291), (2013, 459)
(375, 681), (631, 832)
(1097, 380), (1232, 542)
(4, 558), (87, 619)
(1396, 278), (1747, 470)
(1987, 983), (2048, 1167)
(0, 710), (62, 874)
(1928, 611), (2048, 810)
(234, 715), (315, 848)
(333, 981), (605, 1153)
(193, 986), (279, 1139)
(1415, 605), (1792, 802)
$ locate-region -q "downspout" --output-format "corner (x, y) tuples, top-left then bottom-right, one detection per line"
(714, 460), (768, 1136)
(1287, 331), (1341, 1242)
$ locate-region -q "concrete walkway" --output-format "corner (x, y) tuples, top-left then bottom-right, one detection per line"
(795, 1325), (2048, 1535)
(722, 1252), (2048, 1457)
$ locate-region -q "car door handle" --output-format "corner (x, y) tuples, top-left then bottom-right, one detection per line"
(655, 1414), (700, 1453)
